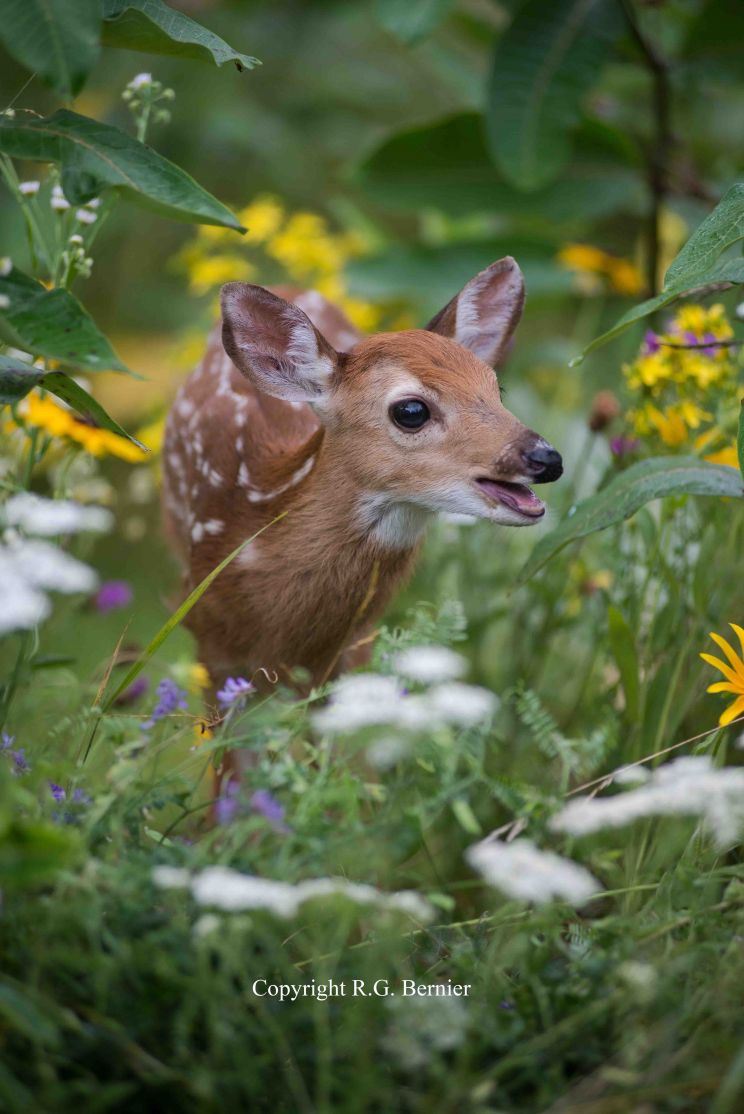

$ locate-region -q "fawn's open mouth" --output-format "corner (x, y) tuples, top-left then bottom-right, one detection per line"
(474, 477), (546, 519)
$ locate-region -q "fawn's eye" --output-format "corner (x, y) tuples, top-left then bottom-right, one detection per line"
(390, 398), (430, 431)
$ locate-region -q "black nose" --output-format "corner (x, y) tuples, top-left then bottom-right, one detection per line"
(523, 444), (563, 484)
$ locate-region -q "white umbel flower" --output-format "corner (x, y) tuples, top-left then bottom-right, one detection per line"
(5, 493), (113, 536)
(152, 865), (190, 889)
(551, 756), (744, 847)
(18, 180), (40, 196)
(466, 837), (601, 905)
(13, 539), (98, 593)
(429, 682), (498, 726)
(393, 645), (466, 684)
(187, 865), (434, 922)
(0, 551), (50, 633)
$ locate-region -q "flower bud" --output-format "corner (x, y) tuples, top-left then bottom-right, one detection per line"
(588, 390), (621, 432)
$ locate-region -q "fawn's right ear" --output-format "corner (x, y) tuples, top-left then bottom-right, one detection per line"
(221, 282), (340, 405)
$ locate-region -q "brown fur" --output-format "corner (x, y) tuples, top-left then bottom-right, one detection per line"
(162, 261), (558, 708)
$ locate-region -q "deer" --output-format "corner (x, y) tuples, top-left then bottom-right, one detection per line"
(162, 258), (563, 789)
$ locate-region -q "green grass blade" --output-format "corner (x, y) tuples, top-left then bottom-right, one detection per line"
(101, 512), (286, 710)
(738, 398), (744, 482)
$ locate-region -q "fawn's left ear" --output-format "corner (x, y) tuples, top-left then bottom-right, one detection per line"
(426, 256), (525, 368)
(221, 282), (340, 406)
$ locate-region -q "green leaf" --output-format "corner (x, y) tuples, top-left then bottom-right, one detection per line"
(0, 356), (44, 405)
(518, 457), (744, 582)
(356, 113), (643, 222)
(0, 111), (244, 231)
(607, 606), (640, 723)
(41, 372), (147, 450)
(102, 0), (260, 71)
(0, 358), (143, 448)
(574, 185), (744, 362)
(0, 0), (100, 97)
(486, 0), (623, 191)
(573, 256), (744, 364)
(100, 513), (286, 713)
(375, 0), (453, 44)
(0, 265), (129, 373)
(665, 183), (744, 288)
(451, 799), (482, 836)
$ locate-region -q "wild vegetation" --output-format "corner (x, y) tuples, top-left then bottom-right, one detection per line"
(0, 1), (744, 1111)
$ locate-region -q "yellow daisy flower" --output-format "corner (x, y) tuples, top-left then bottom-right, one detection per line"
(700, 625), (744, 726)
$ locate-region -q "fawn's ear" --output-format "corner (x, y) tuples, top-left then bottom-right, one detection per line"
(426, 257), (525, 367)
(221, 283), (340, 405)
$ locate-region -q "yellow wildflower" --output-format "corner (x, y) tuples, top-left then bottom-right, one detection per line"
(705, 446), (739, 468)
(238, 195), (284, 244)
(557, 243), (643, 295)
(700, 626), (744, 726)
(18, 392), (146, 462)
(189, 662), (210, 692)
(187, 254), (255, 296)
(558, 244), (609, 272)
(605, 257), (644, 295)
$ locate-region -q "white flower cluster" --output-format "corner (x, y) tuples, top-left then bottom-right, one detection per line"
(551, 756), (744, 847)
(0, 494), (110, 635)
(153, 864), (435, 922)
(392, 644), (466, 684)
(466, 837), (601, 906)
(5, 493), (112, 535)
(312, 652), (497, 736)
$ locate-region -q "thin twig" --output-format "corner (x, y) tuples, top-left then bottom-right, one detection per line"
(659, 339), (740, 350)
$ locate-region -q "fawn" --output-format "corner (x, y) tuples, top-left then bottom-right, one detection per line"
(162, 257), (562, 718)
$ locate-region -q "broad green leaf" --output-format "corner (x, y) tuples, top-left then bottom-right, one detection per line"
(375, 0), (454, 44)
(0, 356), (44, 404)
(607, 606), (640, 723)
(0, 265), (129, 373)
(0, 0), (100, 97)
(665, 183), (744, 287)
(573, 255), (744, 363)
(100, 513), (286, 713)
(486, 0), (623, 191)
(518, 457), (744, 582)
(0, 111), (244, 231)
(738, 399), (744, 482)
(41, 372), (147, 450)
(356, 113), (642, 222)
(102, 0), (259, 71)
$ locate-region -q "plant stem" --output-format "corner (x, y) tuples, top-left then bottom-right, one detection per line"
(622, 0), (673, 296)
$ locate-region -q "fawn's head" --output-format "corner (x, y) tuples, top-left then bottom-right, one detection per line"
(221, 257), (562, 536)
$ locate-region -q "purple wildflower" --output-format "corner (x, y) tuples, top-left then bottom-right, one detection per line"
(9, 748), (29, 774)
(216, 676), (255, 709)
(643, 330), (660, 354)
(114, 675), (149, 707)
(215, 780), (240, 826)
(72, 788), (92, 806)
(141, 678), (188, 731)
(251, 789), (290, 833)
(1, 732), (14, 750)
(49, 782), (66, 802)
(95, 580), (133, 613)
(610, 436), (640, 458)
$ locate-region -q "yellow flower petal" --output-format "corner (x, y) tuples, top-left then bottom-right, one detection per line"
(719, 694), (744, 727)
(729, 623), (744, 659)
(699, 652), (742, 686)
(707, 682), (739, 694)
(708, 631), (744, 677)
